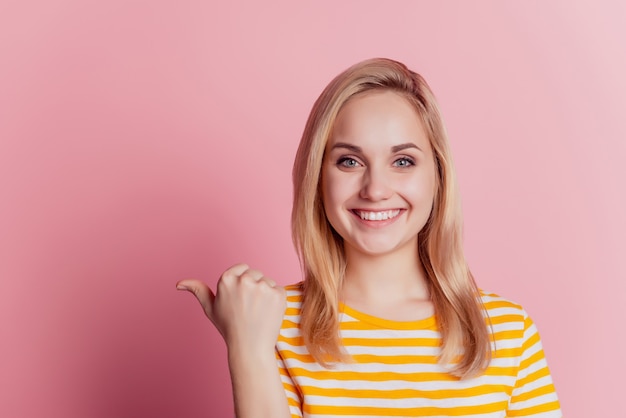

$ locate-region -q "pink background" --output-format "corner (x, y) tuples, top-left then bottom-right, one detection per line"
(1, 1), (624, 417)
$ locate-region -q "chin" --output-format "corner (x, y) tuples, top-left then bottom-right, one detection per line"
(349, 242), (404, 258)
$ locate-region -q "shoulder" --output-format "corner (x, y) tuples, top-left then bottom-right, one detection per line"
(480, 290), (526, 316)
(283, 282), (304, 321)
(284, 282), (303, 294)
(278, 283), (304, 345)
(284, 282), (303, 303)
(479, 290), (532, 334)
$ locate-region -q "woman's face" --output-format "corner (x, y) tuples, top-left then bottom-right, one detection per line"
(321, 90), (437, 258)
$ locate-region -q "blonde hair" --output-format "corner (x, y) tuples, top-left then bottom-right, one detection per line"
(291, 58), (491, 378)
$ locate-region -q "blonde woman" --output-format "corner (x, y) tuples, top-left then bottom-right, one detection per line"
(177, 58), (562, 418)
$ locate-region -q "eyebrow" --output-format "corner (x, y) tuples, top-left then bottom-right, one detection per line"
(331, 142), (422, 153)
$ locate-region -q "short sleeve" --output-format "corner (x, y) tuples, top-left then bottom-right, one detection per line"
(276, 348), (303, 418)
(506, 312), (562, 417)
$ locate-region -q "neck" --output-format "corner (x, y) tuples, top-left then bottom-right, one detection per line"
(341, 243), (430, 304)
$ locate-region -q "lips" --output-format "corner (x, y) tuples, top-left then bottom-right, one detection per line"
(352, 209), (401, 221)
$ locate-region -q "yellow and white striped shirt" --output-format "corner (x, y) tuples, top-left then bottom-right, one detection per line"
(276, 284), (561, 417)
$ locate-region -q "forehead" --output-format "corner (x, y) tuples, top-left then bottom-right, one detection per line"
(329, 90), (429, 151)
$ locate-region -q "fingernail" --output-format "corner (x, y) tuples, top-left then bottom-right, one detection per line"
(176, 285), (188, 291)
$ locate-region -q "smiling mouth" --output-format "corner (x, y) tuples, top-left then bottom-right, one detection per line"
(352, 209), (402, 221)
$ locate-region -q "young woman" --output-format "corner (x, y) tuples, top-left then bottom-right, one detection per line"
(177, 58), (562, 418)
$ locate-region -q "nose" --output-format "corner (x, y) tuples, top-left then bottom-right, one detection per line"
(359, 166), (392, 201)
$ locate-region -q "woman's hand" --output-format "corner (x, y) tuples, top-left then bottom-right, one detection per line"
(176, 263), (287, 354)
(177, 264), (292, 418)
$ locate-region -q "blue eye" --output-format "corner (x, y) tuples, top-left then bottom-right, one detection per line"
(337, 157), (361, 168)
(394, 157), (415, 167)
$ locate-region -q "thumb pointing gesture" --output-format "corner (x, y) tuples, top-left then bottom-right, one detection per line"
(176, 263), (251, 330)
(177, 263), (286, 351)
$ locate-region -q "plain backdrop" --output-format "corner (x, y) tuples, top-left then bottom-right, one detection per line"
(1, 1), (624, 417)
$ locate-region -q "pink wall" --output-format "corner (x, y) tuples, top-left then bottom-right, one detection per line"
(1, 1), (624, 417)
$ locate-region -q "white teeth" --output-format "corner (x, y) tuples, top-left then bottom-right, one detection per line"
(357, 210), (401, 221)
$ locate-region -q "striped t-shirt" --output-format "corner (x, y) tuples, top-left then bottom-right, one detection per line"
(276, 283), (561, 417)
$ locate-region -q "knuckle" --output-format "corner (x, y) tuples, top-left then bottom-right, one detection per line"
(220, 270), (235, 283)
(239, 272), (257, 285)
(216, 278), (227, 291)
(227, 263), (249, 277)
(246, 268), (263, 277)
(219, 271), (237, 287)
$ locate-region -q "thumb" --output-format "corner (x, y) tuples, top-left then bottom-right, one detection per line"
(176, 279), (216, 321)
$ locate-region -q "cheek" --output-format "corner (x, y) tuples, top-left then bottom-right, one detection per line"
(401, 173), (435, 202)
(320, 168), (340, 218)
(320, 175), (345, 236)
(320, 169), (332, 208)
(321, 167), (350, 206)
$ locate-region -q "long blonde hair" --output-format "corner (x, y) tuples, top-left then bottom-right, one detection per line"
(291, 58), (491, 378)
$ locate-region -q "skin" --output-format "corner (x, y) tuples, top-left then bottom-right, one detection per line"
(177, 265), (290, 418)
(322, 90), (437, 321)
(177, 89), (438, 417)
